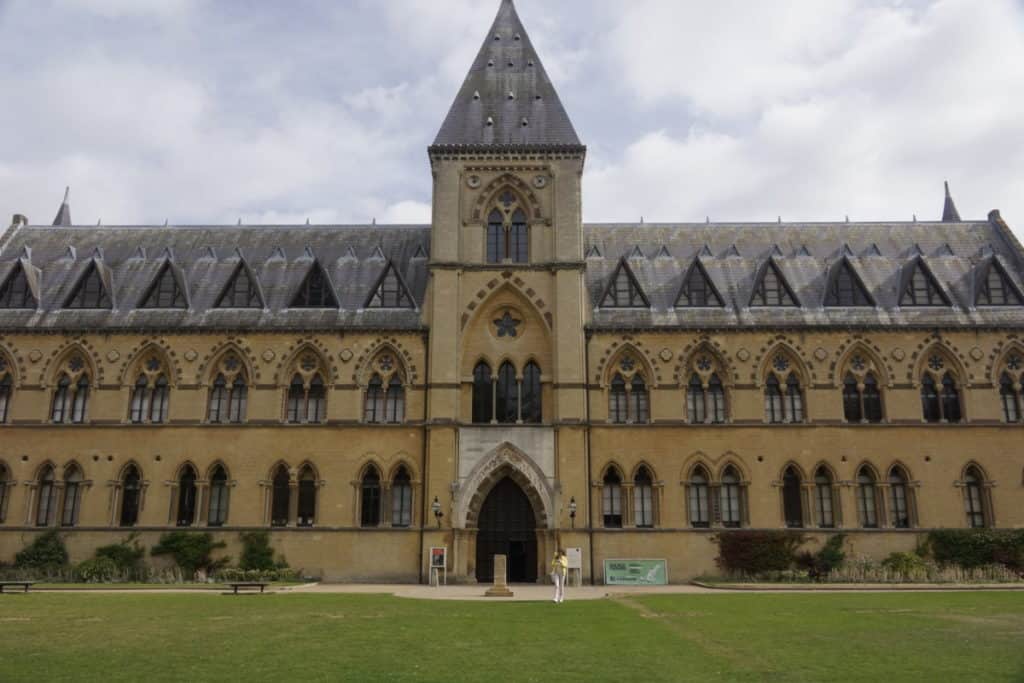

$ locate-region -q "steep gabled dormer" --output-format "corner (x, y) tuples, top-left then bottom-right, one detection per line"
(216, 258), (264, 309)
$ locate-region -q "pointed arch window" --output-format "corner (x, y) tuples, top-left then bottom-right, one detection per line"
(634, 466), (655, 528)
(496, 361), (518, 424)
(920, 375), (940, 423)
(177, 467), (197, 527)
(360, 467), (382, 527)
(65, 262), (112, 309)
(687, 372), (727, 424)
(208, 466), (229, 527)
(687, 374), (706, 424)
(923, 369), (962, 423)
(842, 374), (862, 422)
(677, 260), (723, 308)
(602, 469), (623, 528)
(363, 374), (385, 423)
(52, 372), (90, 424)
(0, 262), (36, 308)
(609, 374), (628, 424)
(288, 374), (327, 424)
(521, 361), (542, 424)
(0, 373), (11, 423)
(51, 375), (72, 423)
(785, 374), (804, 423)
(270, 465), (290, 527)
(977, 260), (1022, 306)
(630, 376), (649, 424)
(130, 376), (149, 424)
(814, 468), (835, 528)
(963, 466), (988, 528)
(141, 262), (186, 309)
(487, 209), (504, 263)
(216, 262), (262, 308)
(1000, 372), (1021, 423)
(120, 465), (141, 527)
(856, 468), (879, 528)
(842, 373), (883, 424)
(61, 465), (83, 527)
(291, 261), (338, 308)
(384, 376), (405, 423)
(208, 370), (247, 424)
(150, 376), (169, 423)
(297, 466), (317, 527)
(782, 467), (804, 528)
(486, 205), (529, 264)
(36, 466), (57, 527)
(720, 466), (743, 528)
(751, 261), (797, 307)
(688, 467), (710, 528)
(391, 467), (413, 528)
(764, 375), (783, 423)
(889, 468), (911, 529)
(472, 362), (493, 424)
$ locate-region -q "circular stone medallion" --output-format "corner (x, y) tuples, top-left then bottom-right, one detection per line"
(28, 349), (43, 363)
(969, 347), (984, 361)
(659, 348), (673, 362)
(532, 175), (548, 189)
(466, 175), (482, 189)
(340, 349), (354, 363)
(814, 347), (828, 362)
(736, 348), (751, 362)
(183, 349), (198, 362)
(891, 348), (906, 362)
(262, 349), (276, 362)
(106, 350), (120, 362)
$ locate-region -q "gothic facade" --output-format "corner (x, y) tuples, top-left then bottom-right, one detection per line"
(0, 0), (1022, 583)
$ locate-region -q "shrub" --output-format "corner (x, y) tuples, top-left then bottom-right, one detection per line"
(151, 532), (228, 577)
(95, 534), (145, 572)
(215, 567), (301, 583)
(881, 551), (928, 575)
(797, 534), (846, 580)
(715, 531), (805, 574)
(75, 557), (120, 583)
(927, 529), (1024, 571)
(15, 530), (69, 571)
(239, 531), (281, 571)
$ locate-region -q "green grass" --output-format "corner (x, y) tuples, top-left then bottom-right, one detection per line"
(29, 582), (304, 591)
(1, 592), (1022, 681)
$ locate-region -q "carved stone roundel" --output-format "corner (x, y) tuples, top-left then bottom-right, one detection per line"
(29, 349), (43, 363)
(736, 348), (750, 362)
(891, 348), (905, 362)
(106, 350), (120, 362)
(262, 349), (276, 362)
(184, 349), (198, 362)
(340, 348), (354, 363)
(532, 175), (548, 189)
(814, 347), (828, 362)
(467, 175), (482, 189)
(659, 348), (673, 362)
(969, 347), (984, 361)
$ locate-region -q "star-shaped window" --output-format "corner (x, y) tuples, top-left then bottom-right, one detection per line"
(494, 312), (522, 338)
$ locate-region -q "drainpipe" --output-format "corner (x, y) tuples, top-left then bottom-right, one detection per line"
(584, 328), (595, 585)
(418, 328), (430, 585)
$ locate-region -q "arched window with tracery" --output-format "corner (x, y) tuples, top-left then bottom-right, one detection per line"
(360, 466), (382, 527)
(720, 466), (743, 528)
(763, 353), (805, 424)
(888, 466), (912, 529)
(61, 465), (83, 527)
(51, 354), (92, 424)
(687, 466), (710, 528)
(472, 362), (493, 423)
(634, 466), (655, 528)
(685, 352), (728, 424)
(602, 468), (623, 528)
(391, 466), (413, 528)
(176, 465), (198, 527)
(120, 465), (142, 527)
(270, 465), (290, 527)
(814, 467), (836, 528)
(485, 191), (529, 264)
(782, 466), (805, 528)
(919, 352), (963, 423)
(521, 362), (542, 424)
(496, 361), (518, 423)
(0, 370), (11, 423)
(841, 360), (884, 424)
(856, 467), (879, 528)
(129, 353), (172, 425)
(207, 352), (248, 424)
(35, 465), (57, 527)
(608, 352), (651, 424)
(297, 466), (317, 527)
(208, 465), (229, 527)
(997, 351), (1023, 423)
(285, 351), (328, 424)
(609, 374), (628, 424)
(363, 351), (405, 424)
(963, 465), (989, 528)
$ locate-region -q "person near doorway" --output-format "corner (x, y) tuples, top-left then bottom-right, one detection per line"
(550, 549), (568, 603)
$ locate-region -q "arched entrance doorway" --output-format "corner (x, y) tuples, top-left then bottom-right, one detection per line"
(475, 477), (537, 583)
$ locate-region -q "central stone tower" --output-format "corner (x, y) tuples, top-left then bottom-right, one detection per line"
(424, 0), (589, 583)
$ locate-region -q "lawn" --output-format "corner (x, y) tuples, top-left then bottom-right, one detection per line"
(1, 591), (1022, 681)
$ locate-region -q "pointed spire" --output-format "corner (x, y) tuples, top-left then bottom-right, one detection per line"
(796, 245), (812, 257)
(698, 244), (713, 258)
(431, 0), (581, 149)
(942, 181), (962, 222)
(655, 245), (671, 259)
(52, 186), (71, 226)
(628, 245), (645, 259)
(585, 244), (603, 259)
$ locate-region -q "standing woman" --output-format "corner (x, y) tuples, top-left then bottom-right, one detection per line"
(550, 549), (568, 603)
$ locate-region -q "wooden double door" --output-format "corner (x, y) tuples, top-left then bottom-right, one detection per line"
(475, 477), (538, 584)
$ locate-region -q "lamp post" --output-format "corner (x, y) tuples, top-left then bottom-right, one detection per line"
(569, 497), (577, 529)
(431, 496), (443, 528)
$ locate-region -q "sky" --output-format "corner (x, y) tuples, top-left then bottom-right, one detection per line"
(0, 0), (1022, 230)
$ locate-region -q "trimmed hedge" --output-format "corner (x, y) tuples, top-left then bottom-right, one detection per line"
(927, 529), (1024, 571)
(715, 530), (805, 573)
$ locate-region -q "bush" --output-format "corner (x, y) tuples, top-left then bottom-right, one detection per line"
(797, 534), (846, 580)
(881, 551), (928, 575)
(715, 531), (805, 574)
(239, 531), (280, 571)
(927, 529), (1024, 571)
(95, 534), (145, 572)
(15, 530), (69, 571)
(75, 557), (120, 583)
(214, 567), (302, 583)
(151, 532), (228, 577)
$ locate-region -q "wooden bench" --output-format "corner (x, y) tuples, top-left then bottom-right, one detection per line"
(225, 582), (268, 595)
(0, 581), (35, 594)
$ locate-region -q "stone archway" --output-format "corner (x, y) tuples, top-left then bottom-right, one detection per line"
(456, 442), (553, 531)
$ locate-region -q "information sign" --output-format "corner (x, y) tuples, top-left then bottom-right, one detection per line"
(603, 559), (668, 586)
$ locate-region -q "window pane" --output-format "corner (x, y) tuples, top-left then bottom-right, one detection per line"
(361, 469), (381, 527)
(521, 362), (542, 423)
(495, 362), (518, 423)
(472, 363), (493, 423)
(271, 467), (290, 527)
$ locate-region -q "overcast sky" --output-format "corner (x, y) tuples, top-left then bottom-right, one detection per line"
(1, 0), (1022, 231)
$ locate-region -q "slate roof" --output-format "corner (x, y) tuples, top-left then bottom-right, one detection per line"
(431, 0), (582, 150)
(0, 225), (429, 331)
(583, 216), (1024, 330)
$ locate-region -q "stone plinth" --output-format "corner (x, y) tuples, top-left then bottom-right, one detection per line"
(484, 554), (514, 597)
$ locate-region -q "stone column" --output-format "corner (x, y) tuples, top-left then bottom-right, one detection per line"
(485, 554), (514, 597)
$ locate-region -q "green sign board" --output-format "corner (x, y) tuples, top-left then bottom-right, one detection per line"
(603, 559), (668, 586)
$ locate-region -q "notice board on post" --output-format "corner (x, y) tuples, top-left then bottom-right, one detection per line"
(566, 547), (583, 570)
(603, 559), (668, 586)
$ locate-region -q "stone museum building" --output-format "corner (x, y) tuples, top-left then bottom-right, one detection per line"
(0, 0), (1022, 583)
